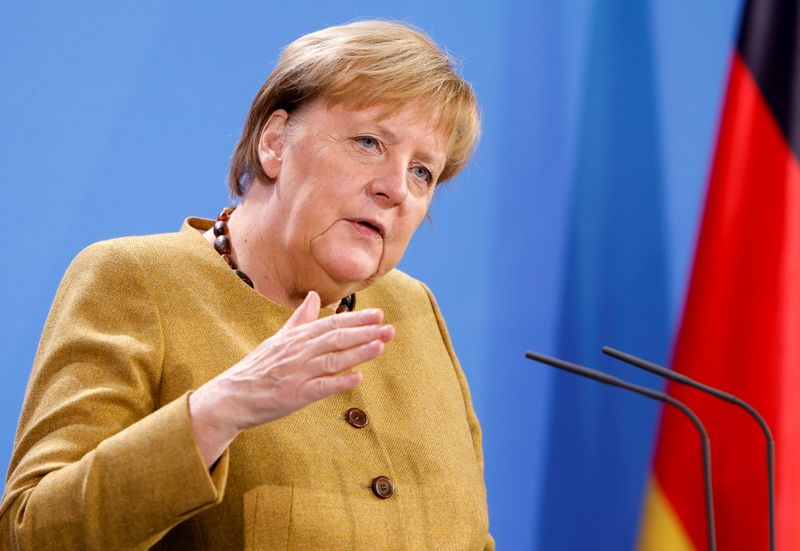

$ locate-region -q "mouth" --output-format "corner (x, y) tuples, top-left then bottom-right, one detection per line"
(348, 219), (384, 239)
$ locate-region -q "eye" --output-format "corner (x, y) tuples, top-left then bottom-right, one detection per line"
(355, 136), (380, 151)
(411, 165), (433, 185)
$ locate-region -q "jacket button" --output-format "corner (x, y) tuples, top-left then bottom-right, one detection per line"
(371, 476), (395, 499)
(345, 407), (368, 428)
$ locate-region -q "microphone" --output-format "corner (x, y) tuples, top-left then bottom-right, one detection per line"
(602, 345), (775, 551)
(525, 351), (716, 551)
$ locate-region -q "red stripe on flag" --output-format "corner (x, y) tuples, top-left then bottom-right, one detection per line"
(652, 52), (800, 550)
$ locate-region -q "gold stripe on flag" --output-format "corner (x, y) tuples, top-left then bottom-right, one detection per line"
(639, 479), (695, 551)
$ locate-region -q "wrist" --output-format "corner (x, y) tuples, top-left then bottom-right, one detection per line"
(189, 384), (241, 468)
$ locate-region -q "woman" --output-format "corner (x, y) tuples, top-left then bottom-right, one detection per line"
(1, 20), (492, 550)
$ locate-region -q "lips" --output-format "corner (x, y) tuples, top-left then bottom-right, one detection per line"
(347, 219), (384, 239)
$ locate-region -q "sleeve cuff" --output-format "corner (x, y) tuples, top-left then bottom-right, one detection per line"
(93, 391), (229, 538)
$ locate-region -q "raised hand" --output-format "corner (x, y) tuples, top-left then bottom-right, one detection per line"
(189, 291), (394, 467)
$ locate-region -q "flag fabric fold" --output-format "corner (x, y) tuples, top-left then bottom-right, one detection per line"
(641, 1), (800, 549)
(537, 3), (671, 550)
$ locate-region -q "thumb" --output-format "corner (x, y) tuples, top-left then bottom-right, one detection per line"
(282, 290), (321, 330)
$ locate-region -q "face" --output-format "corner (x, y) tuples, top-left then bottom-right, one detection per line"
(258, 99), (448, 294)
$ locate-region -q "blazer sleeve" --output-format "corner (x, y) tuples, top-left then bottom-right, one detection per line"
(0, 241), (229, 551)
(421, 283), (496, 551)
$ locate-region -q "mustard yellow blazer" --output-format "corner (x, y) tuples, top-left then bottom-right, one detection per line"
(0, 219), (493, 550)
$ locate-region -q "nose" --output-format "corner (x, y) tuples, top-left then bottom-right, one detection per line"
(368, 162), (408, 207)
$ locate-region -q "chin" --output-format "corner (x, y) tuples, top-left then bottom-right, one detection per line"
(311, 239), (386, 288)
(324, 256), (382, 285)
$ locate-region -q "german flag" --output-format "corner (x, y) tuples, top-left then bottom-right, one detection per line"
(640, 0), (800, 549)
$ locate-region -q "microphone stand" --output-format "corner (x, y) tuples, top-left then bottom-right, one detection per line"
(525, 351), (716, 551)
(602, 345), (775, 551)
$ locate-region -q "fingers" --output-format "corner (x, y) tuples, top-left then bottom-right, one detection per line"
(280, 292), (385, 339)
(302, 371), (364, 402)
(304, 324), (394, 361)
(299, 308), (385, 340)
(282, 291), (321, 330)
(307, 338), (386, 377)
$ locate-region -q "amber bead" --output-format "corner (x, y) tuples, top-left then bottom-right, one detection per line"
(221, 254), (237, 269)
(335, 295), (356, 313)
(218, 206), (235, 221)
(213, 220), (226, 237)
(234, 269), (254, 288)
(214, 235), (231, 255)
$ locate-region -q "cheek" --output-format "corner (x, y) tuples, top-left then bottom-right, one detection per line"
(293, 171), (360, 238)
(304, 150), (359, 199)
(389, 208), (429, 251)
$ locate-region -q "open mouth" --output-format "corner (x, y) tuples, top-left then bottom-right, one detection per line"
(359, 221), (381, 233)
(349, 219), (383, 238)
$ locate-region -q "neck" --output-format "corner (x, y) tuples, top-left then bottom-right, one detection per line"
(203, 186), (354, 309)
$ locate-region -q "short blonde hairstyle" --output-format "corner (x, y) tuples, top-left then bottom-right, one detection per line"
(228, 20), (480, 197)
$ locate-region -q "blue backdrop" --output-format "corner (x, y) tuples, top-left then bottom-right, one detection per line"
(0, 1), (742, 549)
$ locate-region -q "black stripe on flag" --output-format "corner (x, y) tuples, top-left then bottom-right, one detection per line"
(737, 0), (800, 161)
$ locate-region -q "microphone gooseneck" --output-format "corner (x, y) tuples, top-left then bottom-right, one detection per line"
(602, 345), (775, 551)
(525, 351), (716, 551)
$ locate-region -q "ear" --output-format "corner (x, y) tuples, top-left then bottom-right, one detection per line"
(258, 109), (290, 179)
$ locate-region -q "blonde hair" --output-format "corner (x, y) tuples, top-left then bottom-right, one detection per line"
(228, 20), (480, 197)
